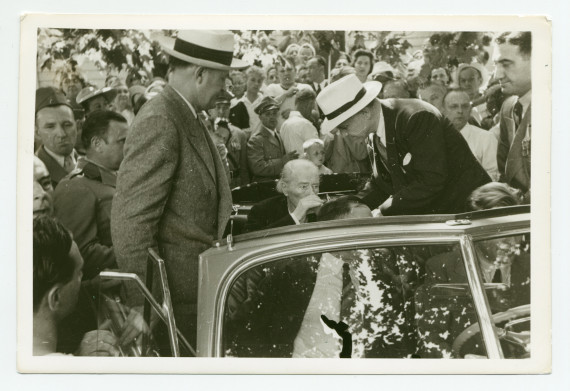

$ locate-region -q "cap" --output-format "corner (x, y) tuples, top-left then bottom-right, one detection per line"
(253, 96), (279, 115)
(76, 86), (118, 106)
(35, 87), (73, 114)
(214, 90), (233, 105)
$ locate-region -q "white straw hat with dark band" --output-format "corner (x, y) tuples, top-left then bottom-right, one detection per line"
(157, 30), (249, 70)
(316, 74), (382, 133)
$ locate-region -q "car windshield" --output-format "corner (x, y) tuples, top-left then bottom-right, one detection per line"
(221, 242), (489, 358)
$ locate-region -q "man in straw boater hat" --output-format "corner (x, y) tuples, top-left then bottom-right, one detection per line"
(111, 30), (248, 353)
(316, 74), (491, 216)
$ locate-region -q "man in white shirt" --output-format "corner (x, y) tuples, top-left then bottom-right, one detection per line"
(280, 89), (319, 155)
(35, 87), (79, 187)
(442, 89), (499, 181)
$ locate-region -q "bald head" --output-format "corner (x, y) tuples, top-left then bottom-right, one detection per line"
(442, 89), (472, 131)
(277, 159), (320, 209)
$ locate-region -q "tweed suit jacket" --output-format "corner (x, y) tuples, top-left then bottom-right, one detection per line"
(111, 85), (233, 341)
(497, 96), (531, 196)
(358, 99), (491, 215)
(247, 123), (286, 182)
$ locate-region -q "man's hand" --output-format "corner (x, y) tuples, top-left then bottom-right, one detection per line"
(284, 87), (299, 98)
(379, 196), (393, 215)
(77, 329), (120, 357)
(292, 194), (323, 222)
(282, 150), (299, 163)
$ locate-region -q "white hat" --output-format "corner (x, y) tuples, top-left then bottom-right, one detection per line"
(157, 30), (249, 70)
(457, 62), (489, 89)
(316, 74), (382, 133)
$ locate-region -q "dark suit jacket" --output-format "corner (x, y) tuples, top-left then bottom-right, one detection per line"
(247, 124), (286, 182)
(244, 195), (295, 233)
(36, 146), (79, 188)
(111, 85), (233, 346)
(358, 99), (491, 215)
(53, 160), (117, 280)
(497, 96), (531, 197)
(230, 101), (250, 130)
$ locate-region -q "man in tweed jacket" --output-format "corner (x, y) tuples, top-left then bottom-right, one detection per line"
(111, 31), (247, 351)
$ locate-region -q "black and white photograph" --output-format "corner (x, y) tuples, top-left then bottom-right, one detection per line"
(15, 13), (554, 376)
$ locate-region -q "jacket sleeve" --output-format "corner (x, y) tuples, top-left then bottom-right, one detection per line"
(480, 133), (500, 181)
(54, 181), (116, 280)
(111, 114), (178, 293)
(385, 111), (448, 215)
(247, 135), (284, 178)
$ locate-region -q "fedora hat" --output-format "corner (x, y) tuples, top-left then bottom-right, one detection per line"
(157, 30), (249, 71)
(317, 74), (382, 133)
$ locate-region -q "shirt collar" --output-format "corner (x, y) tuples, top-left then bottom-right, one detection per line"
(44, 146), (75, 168)
(375, 106), (386, 145)
(171, 85), (197, 118)
(518, 89), (531, 116)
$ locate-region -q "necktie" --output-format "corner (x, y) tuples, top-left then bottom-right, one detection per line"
(513, 101), (523, 129)
(63, 155), (75, 173)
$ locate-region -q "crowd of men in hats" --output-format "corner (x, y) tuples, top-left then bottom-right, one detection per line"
(32, 30), (531, 356)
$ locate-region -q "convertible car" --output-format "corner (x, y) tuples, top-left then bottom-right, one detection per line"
(99, 204), (531, 359)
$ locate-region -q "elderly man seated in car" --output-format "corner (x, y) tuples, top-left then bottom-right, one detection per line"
(244, 159), (323, 233)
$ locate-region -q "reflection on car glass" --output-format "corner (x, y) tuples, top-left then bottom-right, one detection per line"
(222, 243), (500, 359)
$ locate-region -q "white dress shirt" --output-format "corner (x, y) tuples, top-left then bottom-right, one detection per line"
(280, 111), (319, 155)
(459, 123), (500, 181)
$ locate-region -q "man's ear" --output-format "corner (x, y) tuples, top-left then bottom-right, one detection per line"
(90, 136), (103, 152)
(46, 284), (62, 312)
(195, 66), (206, 82)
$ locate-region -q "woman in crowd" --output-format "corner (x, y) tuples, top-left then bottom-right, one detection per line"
(352, 49), (375, 83)
(334, 53), (351, 69)
(430, 67), (450, 86)
(265, 65), (278, 87)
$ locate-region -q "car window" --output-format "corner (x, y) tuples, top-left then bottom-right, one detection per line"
(466, 233), (531, 359)
(222, 243), (486, 358)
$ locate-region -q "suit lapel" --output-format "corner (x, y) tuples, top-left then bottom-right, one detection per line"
(37, 146), (69, 185)
(380, 101), (407, 191)
(163, 85), (216, 184)
(260, 126), (282, 151)
(505, 104), (531, 189)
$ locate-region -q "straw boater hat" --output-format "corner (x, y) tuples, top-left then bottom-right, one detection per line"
(157, 30), (249, 70)
(316, 74), (382, 133)
(76, 86), (118, 106)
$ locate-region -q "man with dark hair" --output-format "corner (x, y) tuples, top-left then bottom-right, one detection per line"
(33, 215), (119, 356)
(316, 195), (372, 221)
(53, 110), (128, 280)
(307, 56), (327, 95)
(280, 88), (319, 155)
(35, 87), (79, 187)
(111, 31), (247, 349)
(494, 31), (532, 202)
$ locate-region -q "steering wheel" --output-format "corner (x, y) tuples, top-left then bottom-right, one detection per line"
(452, 304), (530, 358)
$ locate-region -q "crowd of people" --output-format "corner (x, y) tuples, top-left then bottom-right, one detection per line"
(32, 29), (531, 357)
